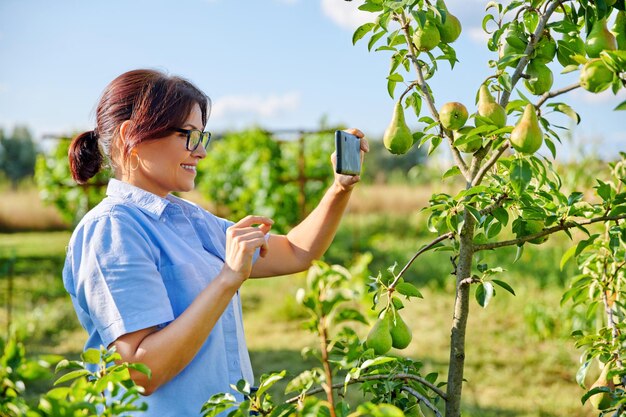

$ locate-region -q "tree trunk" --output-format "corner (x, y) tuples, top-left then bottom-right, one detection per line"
(445, 213), (476, 417)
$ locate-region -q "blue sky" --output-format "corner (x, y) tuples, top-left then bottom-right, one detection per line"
(0, 0), (624, 160)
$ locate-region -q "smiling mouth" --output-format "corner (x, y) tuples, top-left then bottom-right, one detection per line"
(181, 164), (197, 172)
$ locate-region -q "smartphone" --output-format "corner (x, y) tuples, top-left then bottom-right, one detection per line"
(335, 130), (361, 176)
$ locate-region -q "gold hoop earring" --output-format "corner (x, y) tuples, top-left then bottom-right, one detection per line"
(129, 152), (140, 171)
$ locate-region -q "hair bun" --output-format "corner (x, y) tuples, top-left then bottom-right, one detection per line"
(68, 130), (103, 184)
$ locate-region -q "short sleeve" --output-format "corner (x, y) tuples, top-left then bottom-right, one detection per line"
(74, 212), (174, 348)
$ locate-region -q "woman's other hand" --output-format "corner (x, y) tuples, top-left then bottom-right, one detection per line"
(331, 128), (369, 192)
(222, 215), (273, 283)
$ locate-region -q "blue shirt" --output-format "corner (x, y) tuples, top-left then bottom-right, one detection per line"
(63, 179), (257, 416)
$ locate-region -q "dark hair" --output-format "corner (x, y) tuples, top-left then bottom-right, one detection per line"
(68, 69), (210, 184)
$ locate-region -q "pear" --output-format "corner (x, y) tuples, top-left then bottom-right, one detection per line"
(580, 58), (614, 93)
(515, 219), (548, 244)
(589, 365), (615, 410)
(524, 60), (553, 95)
(585, 18), (617, 58)
(613, 11), (626, 51)
(435, 0), (462, 44)
(533, 32), (557, 63)
(412, 18), (441, 51)
(453, 126), (482, 153)
(476, 85), (507, 128)
(383, 102), (413, 155)
(499, 21), (528, 68)
(439, 101), (468, 130)
(557, 32), (585, 67)
(510, 104), (543, 154)
(365, 314), (393, 355)
(389, 312), (412, 349)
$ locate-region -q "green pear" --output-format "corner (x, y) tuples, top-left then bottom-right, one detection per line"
(435, 0), (462, 44)
(533, 32), (557, 63)
(613, 11), (626, 51)
(585, 18), (617, 58)
(412, 18), (441, 51)
(557, 32), (585, 66)
(510, 104), (543, 154)
(439, 101), (468, 130)
(589, 365), (614, 410)
(389, 312), (412, 349)
(499, 21), (528, 68)
(453, 126), (482, 153)
(383, 102), (413, 155)
(365, 314), (393, 355)
(476, 85), (507, 128)
(580, 58), (614, 93)
(515, 219), (548, 244)
(524, 60), (553, 95)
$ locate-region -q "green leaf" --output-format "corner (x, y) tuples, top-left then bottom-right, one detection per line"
(256, 371), (286, 399)
(560, 245), (577, 271)
(358, 3), (384, 12)
(549, 103), (581, 124)
(334, 308), (368, 325)
(387, 79), (397, 99)
(352, 23), (376, 45)
(443, 165), (461, 179)
(127, 363), (151, 378)
(576, 360), (591, 388)
(395, 282), (423, 298)
(492, 279), (515, 296)
(575, 234), (599, 257)
(81, 349), (101, 365)
(510, 158), (532, 195)
(368, 30), (386, 52)
(360, 356), (397, 370)
(492, 207), (509, 226)
(475, 282), (494, 308)
(513, 244), (524, 263)
(54, 369), (91, 386)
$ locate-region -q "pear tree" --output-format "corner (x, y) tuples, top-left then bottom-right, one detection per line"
(351, 0), (626, 416)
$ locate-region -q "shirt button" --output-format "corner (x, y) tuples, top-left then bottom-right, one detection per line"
(161, 218), (166, 222)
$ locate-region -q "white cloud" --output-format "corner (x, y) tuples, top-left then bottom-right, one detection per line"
(320, 0), (375, 30)
(572, 87), (626, 104)
(467, 26), (490, 44)
(210, 91), (301, 120)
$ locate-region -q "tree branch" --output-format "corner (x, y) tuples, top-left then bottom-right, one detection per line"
(402, 386), (443, 417)
(472, 142), (510, 187)
(458, 276), (481, 287)
(474, 214), (626, 252)
(284, 373), (448, 404)
(479, 193), (509, 216)
(535, 83), (581, 108)
(389, 232), (456, 289)
(318, 317), (337, 417)
(397, 12), (470, 180)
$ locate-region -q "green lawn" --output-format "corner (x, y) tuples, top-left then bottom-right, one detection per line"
(0, 217), (599, 416)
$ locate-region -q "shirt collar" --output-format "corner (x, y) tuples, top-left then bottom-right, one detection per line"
(106, 178), (170, 219)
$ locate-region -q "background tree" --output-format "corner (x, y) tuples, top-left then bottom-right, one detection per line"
(0, 126), (38, 189)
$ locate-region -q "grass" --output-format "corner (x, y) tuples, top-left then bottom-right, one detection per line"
(0, 184), (67, 231)
(0, 180), (607, 416)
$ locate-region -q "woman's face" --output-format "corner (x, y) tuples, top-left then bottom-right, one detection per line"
(125, 103), (207, 197)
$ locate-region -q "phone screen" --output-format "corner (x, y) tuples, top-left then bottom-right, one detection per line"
(335, 131), (361, 176)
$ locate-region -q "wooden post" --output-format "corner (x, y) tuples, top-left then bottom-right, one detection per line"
(298, 134), (307, 221)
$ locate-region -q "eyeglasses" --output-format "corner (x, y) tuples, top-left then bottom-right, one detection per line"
(173, 128), (212, 152)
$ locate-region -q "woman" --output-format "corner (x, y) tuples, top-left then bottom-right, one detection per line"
(63, 68), (368, 416)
